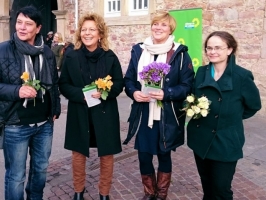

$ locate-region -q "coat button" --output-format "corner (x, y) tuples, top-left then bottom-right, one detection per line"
(166, 78), (169, 82)
(215, 115), (219, 118)
(212, 129), (216, 133)
(197, 125), (200, 127)
(218, 98), (222, 101)
(168, 88), (172, 92)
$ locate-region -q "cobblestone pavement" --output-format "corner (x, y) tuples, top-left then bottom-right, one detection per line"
(1, 94), (265, 200)
(43, 119), (266, 200)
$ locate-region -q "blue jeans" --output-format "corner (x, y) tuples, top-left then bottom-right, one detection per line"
(3, 121), (53, 200)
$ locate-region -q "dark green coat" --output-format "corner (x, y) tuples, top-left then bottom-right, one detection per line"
(187, 55), (261, 162)
(59, 49), (124, 157)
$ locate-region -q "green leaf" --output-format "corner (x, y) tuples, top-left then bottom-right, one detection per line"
(157, 100), (163, 108)
(101, 90), (108, 100)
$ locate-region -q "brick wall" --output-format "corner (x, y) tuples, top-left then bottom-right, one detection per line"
(62, 0), (266, 116)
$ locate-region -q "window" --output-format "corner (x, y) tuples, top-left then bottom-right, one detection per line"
(129, 0), (149, 16)
(104, 0), (121, 17)
(96, 0), (154, 25)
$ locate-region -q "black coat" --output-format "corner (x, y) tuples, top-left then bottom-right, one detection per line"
(124, 43), (195, 152)
(59, 49), (124, 157)
(0, 40), (61, 124)
(187, 55), (261, 162)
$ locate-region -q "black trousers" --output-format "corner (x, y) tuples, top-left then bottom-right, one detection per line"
(138, 151), (172, 175)
(194, 153), (237, 200)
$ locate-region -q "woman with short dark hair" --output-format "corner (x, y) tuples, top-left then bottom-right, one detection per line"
(187, 31), (261, 199)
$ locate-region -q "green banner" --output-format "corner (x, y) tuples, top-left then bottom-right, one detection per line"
(169, 8), (202, 72)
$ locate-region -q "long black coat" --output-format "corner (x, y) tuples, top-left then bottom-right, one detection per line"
(59, 49), (124, 157)
(187, 55), (261, 162)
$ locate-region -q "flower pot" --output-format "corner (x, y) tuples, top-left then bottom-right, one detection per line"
(82, 85), (101, 107)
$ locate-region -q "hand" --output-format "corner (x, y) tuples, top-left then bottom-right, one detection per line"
(53, 115), (56, 121)
(149, 89), (164, 100)
(91, 91), (101, 99)
(19, 85), (37, 99)
(133, 91), (150, 102)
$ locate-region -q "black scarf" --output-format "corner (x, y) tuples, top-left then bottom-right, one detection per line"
(80, 45), (106, 85)
(13, 33), (53, 98)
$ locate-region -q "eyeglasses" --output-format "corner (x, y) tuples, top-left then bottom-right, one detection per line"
(205, 46), (228, 53)
(81, 28), (98, 33)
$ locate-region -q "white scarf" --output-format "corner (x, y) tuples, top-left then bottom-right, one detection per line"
(137, 35), (177, 128)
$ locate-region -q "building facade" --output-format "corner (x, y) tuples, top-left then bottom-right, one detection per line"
(0, 0), (265, 116)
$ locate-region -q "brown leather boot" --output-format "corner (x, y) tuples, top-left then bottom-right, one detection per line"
(141, 173), (157, 200)
(156, 171), (171, 200)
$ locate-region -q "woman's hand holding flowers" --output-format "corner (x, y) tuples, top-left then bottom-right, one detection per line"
(91, 90), (101, 99)
(133, 91), (150, 102)
(19, 85), (37, 99)
(149, 89), (164, 101)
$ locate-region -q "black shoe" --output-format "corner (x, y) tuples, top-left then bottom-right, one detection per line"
(73, 188), (85, 200)
(99, 193), (110, 200)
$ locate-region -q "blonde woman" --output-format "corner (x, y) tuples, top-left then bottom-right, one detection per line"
(124, 11), (194, 200)
(59, 13), (123, 200)
(51, 32), (65, 70)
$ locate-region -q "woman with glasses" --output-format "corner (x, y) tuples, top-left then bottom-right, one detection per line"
(187, 31), (261, 199)
(59, 13), (124, 200)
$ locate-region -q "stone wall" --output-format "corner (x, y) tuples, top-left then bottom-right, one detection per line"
(62, 0), (266, 116)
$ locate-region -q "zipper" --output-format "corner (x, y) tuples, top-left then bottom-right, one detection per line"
(171, 101), (179, 126)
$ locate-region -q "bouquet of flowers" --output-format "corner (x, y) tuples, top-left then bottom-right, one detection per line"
(181, 94), (211, 119)
(139, 61), (171, 107)
(84, 75), (113, 100)
(21, 72), (44, 107)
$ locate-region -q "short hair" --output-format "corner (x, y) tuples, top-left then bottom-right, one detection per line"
(54, 32), (64, 43)
(16, 5), (42, 27)
(74, 13), (109, 51)
(151, 11), (176, 34)
(204, 31), (238, 55)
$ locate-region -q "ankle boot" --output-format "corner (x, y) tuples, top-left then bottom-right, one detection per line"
(141, 173), (157, 200)
(156, 171), (171, 200)
(99, 193), (110, 200)
(73, 188), (85, 200)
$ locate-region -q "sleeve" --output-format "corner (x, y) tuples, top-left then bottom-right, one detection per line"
(106, 55), (124, 99)
(124, 48), (141, 100)
(163, 51), (195, 101)
(241, 71), (261, 119)
(58, 54), (87, 104)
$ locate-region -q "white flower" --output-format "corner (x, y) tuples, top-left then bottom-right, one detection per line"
(186, 95), (195, 103)
(192, 105), (201, 114)
(198, 96), (208, 103)
(201, 109), (208, 117)
(197, 102), (209, 109)
(187, 109), (195, 117)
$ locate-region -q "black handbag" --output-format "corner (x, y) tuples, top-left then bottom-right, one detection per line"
(0, 102), (20, 149)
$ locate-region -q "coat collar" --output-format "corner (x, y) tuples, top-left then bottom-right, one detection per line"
(198, 55), (235, 92)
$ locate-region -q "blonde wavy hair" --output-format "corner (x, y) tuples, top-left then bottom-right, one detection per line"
(151, 11), (176, 34)
(74, 13), (109, 51)
(53, 32), (64, 43)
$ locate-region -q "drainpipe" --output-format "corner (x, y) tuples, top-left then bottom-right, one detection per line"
(75, 0), (78, 29)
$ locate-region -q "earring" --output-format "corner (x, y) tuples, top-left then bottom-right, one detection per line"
(98, 38), (101, 42)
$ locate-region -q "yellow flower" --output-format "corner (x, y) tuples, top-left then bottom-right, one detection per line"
(106, 80), (113, 90)
(21, 72), (29, 82)
(105, 75), (112, 81)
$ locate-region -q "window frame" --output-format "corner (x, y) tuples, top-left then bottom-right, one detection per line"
(96, 0), (155, 25)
